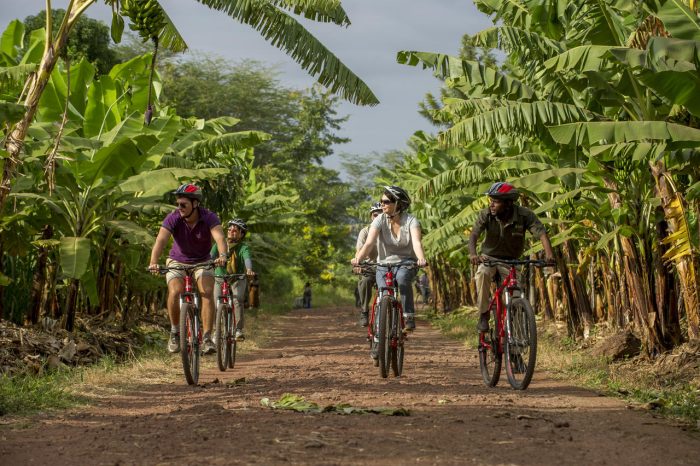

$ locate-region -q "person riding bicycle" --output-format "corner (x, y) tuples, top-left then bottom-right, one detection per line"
(211, 218), (255, 341)
(354, 201), (382, 327)
(469, 182), (555, 332)
(148, 184), (228, 354)
(351, 186), (428, 331)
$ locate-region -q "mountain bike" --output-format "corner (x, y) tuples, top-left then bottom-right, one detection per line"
(152, 261), (214, 385)
(478, 258), (551, 390)
(215, 273), (247, 372)
(363, 258), (418, 378)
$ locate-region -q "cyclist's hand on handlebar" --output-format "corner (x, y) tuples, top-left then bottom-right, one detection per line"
(148, 263), (160, 275)
(470, 254), (480, 266)
(350, 257), (360, 266)
(214, 254), (227, 267)
(417, 258), (428, 267)
(246, 269), (255, 277)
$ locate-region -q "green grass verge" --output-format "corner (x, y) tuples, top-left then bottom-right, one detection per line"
(426, 306), (700, 425)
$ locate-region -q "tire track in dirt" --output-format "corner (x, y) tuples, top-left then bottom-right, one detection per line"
(1, 306), (697, 465)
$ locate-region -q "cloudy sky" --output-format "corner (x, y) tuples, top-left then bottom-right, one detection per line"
(0, 1), (493, 171)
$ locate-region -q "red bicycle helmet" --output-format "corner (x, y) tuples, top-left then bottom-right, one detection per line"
(173, 184), (203, 202)
(485, 182), (519, 201)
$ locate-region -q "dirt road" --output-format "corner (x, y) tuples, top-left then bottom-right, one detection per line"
(1, 306), (697, 465)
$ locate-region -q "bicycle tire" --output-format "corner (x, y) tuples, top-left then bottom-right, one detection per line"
(215, 303), (229, 372)
(377, 295), (392, 378)
(228, 305), (237, 369)
(390, 305), (404, 377)
(478, 307), (502, 387)
(180, 302), (200, 385)
(505, 297), (537, 390)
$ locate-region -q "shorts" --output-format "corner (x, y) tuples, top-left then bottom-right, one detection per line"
(165, 258), (214, 284)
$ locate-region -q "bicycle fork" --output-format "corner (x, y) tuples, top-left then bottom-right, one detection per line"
(180, 275), (201, 353)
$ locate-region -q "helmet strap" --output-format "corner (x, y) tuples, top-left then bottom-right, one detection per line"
(182, 201), (199, 221)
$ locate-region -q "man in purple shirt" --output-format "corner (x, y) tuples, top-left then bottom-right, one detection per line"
(148, 184), (228, 354)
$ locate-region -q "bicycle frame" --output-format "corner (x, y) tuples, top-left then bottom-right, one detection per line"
(479, 265), (518, 355)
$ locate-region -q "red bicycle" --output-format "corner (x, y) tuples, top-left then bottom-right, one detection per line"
(362, 258), (418, 378)
(478, 258), (551, 390)
(153, 261), (215, 385)
(215, 273), (246, 372)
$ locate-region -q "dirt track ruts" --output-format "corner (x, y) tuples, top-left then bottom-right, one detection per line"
(1, 306), (698, 465)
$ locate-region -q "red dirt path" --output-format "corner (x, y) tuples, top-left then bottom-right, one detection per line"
(1, 306), (698, 465)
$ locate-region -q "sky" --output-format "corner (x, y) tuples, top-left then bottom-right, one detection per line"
(0, 1), (494, 172)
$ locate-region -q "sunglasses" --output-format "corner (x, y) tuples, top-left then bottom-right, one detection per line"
(380, 199), (396, 205)
(175, 202), (191, 208)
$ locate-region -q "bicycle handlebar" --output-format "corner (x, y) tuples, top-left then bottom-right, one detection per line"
(147, 260), (216, 275)
(480, 258), (555, 268)
(215, 273), (248, 282)
(360, 259), (422, 269)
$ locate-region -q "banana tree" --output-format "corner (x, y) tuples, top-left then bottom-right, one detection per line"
(1, 0), (378, 212)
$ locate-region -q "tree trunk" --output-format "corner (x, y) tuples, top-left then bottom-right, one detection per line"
(64, 278), (79, 332)
(27, 225), (53, 324)
(650, 162), (700, 340)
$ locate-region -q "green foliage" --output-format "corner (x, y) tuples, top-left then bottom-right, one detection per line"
(260, 393), (410, 416)
(0, 372), (83, 416)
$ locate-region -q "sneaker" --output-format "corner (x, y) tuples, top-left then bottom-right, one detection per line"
(359, 311), (369, 327)
(202, 334), (216, 354)
(167, 333), (180, 353)
(404, 314), (416, 331)
(477, 314), (490, 332)
(235, 330), (245, 341)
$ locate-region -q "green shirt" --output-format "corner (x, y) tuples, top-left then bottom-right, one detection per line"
(211, 241), (252, 275)
(472, 205), (547, 259)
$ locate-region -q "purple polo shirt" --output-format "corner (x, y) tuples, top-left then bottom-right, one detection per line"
(162, 207), (221, 263)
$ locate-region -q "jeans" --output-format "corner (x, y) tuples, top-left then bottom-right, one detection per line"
(376, 266), (416, 317)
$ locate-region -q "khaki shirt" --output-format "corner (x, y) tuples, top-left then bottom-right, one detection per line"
(472, 206), (546, 259)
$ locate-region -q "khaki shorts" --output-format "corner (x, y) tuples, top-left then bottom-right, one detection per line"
(165, 258), (214, 284)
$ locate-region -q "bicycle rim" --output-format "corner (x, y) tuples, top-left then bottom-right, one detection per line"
(478, 309), (502, 387)
(505, 297), (537, 390)
(391, 307), (403, 377)
(228, 309), (237, 369)
(216, 304), (228, 372)
(179, 302), (196, 385)
(377, 296), (392, 378)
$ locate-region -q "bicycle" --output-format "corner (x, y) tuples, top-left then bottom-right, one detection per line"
(362, 258), (418, 378)
(151, 261), (215, 385)
(215, 273), (247, 372)
(478, 258), (551, 390)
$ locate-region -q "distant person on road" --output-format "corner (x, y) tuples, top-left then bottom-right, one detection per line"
(469, 182), (555, 332)
(211, 218), (255, 341)
(354, 201), (382, 326)
(351, 186), (427, 331)
(148, 184), (228, 354)
(303, 282), (312, 308)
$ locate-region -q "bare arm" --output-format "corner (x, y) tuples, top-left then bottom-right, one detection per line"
(469, 228), (481, 265)
(149, 227), (172, 270)
(211, 225), (228, 267)
(539, 232), (555, 262)
(410, 226), (427, 266)
(352, 227), (380, 264)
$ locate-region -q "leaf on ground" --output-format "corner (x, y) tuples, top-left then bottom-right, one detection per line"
(260, 393), (410, 416)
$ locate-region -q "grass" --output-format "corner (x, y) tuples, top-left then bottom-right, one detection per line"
(427, 306), (700, 425)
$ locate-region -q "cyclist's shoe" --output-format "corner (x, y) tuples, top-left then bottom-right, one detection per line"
(404, 314), (416, 331)
(477, 314), (490, 332)
(235, 330), (245, 341)
(202, 334), (216, 354)
(360, 311), (369, 327)
(370, 347), (378, 360)
(167, 333), (180, 353)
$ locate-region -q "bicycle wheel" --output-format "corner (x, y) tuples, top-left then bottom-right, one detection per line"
(215, 303), (229, 371)
(390, 305), (404, 377)
(478, 307), (502, 387)
(227, 305), (237, 369)
(505, 297), (537, 390)
(180, 302), (200, 385)
(376, 296), (392, 378)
